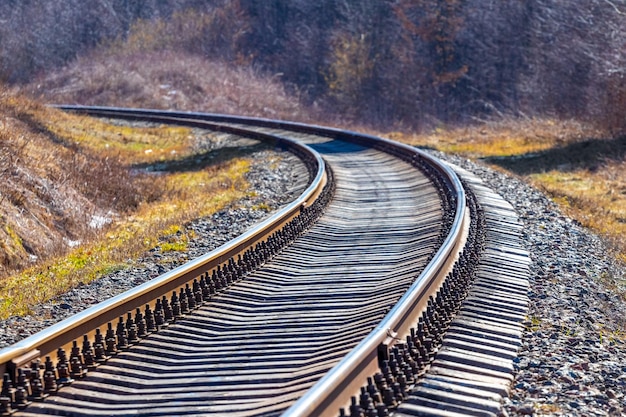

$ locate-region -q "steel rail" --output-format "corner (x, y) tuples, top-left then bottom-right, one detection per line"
(0, 114), (327, 379)
(283, 208), (468, 416)
(5, 107), (467, 416)
(58, 107), (468, 416)
(58, 106), (458, 177)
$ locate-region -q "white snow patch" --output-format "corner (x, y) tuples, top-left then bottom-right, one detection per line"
(89, 214), (112, 229)
(65, 239), (81, 248)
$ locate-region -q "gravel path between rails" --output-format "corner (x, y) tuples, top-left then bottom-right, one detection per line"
(1, 137), (625, 416)
(432, 151), (626, 417)
(0, 145), (309, 348)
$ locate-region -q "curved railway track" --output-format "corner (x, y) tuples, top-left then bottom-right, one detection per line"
(0, 108), (530, 417)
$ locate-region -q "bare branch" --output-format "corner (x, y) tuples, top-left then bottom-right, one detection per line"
(604, 0), (625, 15)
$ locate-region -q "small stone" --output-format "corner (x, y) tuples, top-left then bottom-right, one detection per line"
(517, 403), (534, 415)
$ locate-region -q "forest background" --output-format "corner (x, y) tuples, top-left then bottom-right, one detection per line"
(1, 0), (625, 131)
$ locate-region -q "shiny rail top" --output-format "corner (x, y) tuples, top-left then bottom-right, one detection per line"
(4, 108), (467, 417)
(0, 114), (327, 376)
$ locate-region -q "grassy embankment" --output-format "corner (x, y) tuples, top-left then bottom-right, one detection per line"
(391, 119), (626, 285)
(3, 87), (624, 321)
(3, 14), (315, 320)
(0, 92), (255, 319)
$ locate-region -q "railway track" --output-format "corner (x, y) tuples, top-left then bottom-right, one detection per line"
(0, 108), (530, 417)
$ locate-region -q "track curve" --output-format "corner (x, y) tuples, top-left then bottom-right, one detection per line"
(3, 109), (530, 417)
(5, 112), (460, 417)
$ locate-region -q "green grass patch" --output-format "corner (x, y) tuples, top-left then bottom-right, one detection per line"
(252, 203), (272, 212)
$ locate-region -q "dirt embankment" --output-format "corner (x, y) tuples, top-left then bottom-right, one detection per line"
(0, 89), (156, 278)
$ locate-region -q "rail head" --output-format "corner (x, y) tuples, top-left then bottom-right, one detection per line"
(0, 110), (327, 377)
(8, 107), (466, 416)
(280, 132), (468, 417)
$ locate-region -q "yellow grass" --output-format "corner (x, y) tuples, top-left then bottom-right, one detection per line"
(390, 118), (626, 264)
(389, 118), (600, 157)
(44, 112), (196, 164)
(529, 164), (626, 262)
(0, 98), (256, 318)
(0, 159), (250, 319)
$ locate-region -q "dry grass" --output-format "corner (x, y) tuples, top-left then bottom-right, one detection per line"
(390, 118), (626, 264)
(44, 112), (195, 164)
(1, 89), (112, 275)
(23, 50), (315, 122)
(0, 86), (260, 318)
(0, 159), (250, 318)
(389, 118), (604, 158)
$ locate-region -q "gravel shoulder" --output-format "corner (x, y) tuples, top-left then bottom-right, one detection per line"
(432, 151), (626, 417)
(0, 146), (309, 348)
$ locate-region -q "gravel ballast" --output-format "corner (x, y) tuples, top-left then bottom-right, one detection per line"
(1, 141), (625, 416)
(433, 151), (626, 417)
(0, 145), (309, 348)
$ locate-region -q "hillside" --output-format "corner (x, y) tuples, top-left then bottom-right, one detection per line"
(3, 0), (625, 131)
(0, 90), (156, 277)
(25, 50), (315, 122)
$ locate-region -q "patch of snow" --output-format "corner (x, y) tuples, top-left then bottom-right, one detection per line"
(65, 239), (81, 248)
(89, 214), (112, 229)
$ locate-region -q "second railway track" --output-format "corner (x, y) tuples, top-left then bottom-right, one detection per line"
(1, 108), (530, 417)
